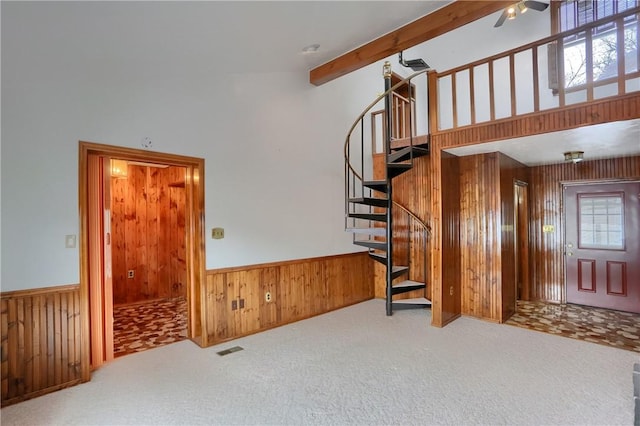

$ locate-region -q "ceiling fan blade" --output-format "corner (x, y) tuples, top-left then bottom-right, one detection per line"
(494, 9), (508, 28)
(523, 1), (550, 12)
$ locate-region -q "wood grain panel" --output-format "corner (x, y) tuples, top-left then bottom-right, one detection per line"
(431, 92), (640, 147)
(441, 152), (461, 324)
(498, 153), (529, 322)
(528, 156), (640, 302)
(459, 153), (502, 321)
(1, 285), (84, 407)
(204, 253), (373, 346)
(111, 165), (187, 305)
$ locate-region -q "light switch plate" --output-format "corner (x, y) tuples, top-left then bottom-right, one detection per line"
(65, 235), (76, 248)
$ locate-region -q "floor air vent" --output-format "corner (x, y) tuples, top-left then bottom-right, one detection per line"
(216, 346), (244, 356)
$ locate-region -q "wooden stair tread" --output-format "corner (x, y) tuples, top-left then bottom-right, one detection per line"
(392, 280), (424, 288)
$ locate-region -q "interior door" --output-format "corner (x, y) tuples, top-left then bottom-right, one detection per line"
(564, 181), (640, 313)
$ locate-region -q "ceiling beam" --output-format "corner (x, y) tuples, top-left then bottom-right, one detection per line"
(309, 0), (512, 86)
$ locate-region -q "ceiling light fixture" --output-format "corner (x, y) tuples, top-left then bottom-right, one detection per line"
(564, 151), (584, 163)
(517, 2), (528, 13)
(302, 44), (320, 54)
(494, 1), (549, 27)
(111, 159), (128, 178)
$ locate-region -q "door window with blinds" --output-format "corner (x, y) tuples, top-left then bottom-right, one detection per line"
(578, 192), (625, 250)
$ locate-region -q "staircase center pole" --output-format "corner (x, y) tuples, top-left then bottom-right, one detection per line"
(383, 61), (394, 317)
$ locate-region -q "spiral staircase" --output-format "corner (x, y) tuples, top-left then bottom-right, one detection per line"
(344, 62), (432, 316)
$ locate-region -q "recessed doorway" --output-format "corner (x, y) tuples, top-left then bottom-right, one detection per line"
(79, 142), (205, 377)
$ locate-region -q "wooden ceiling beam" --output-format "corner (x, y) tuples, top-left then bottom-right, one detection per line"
(309, 1), (512, 86)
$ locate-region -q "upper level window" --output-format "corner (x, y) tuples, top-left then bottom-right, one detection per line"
(552, 0), (639, 89)
(557, 0), (638, 32)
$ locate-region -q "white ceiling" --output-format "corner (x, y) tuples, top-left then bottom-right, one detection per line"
(443, 118), (640, 166)
(36, 0), (635, 164)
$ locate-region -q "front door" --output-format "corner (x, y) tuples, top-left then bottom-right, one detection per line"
(564, 181), (640, 313)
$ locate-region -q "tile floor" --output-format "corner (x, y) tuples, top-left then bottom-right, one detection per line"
(112, 297), (640, 357)
(113, 297), (188, 357)
(506, 300), (640, 353)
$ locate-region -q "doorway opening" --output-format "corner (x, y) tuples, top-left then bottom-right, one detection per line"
(109, 160), (189, 357)
(79, 142), (205, 377)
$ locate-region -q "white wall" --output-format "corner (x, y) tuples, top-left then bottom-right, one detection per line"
(403, 7), (554, 129)
(1, 2), (387, 291)
(0, 2), (563, 292)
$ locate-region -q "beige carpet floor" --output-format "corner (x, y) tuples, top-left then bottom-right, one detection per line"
(1, 299), (637, 425)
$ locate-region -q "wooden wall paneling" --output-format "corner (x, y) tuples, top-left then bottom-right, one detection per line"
(425, 141), (443, 327)
(157, 168), (171, 299)
(170, 167), (187, 299)
(111, 175), (127, 305)
(441, 152), (461, 324)
(205, 273), (230, 342)
(204, 253), (373, 346)
(123, 165), (138, 303)
(459, 153), (502, 322)
(341, 252), (374, 306)
(112, 164), (187, 305)
(498, 153), (528, 322)
(238, 269), (262, 335)
(323, 256), (344, 310)
(309, 260), (327, 316)
(147, 167), (160, 300)
(134, 166), (149, 300)
(259, 267), (279, 327)
(1, 286), (83, 407)
(430, 92), (640, 146)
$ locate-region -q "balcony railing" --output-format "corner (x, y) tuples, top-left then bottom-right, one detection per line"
(431, 6), (640, 132)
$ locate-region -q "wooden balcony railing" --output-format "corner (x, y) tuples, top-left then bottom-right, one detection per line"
(430, 6), (640, 132)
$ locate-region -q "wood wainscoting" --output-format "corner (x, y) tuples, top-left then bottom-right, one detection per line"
(1, 252), (373, 404)
(1, 285), (84, 407)
(204, 252), (374, 345)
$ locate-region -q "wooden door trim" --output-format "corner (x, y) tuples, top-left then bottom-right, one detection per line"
(79, 141), (206, 379)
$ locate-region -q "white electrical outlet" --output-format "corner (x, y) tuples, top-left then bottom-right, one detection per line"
(265, 292), (272, 302)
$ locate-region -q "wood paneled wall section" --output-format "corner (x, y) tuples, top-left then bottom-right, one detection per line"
(204, 252), (373, 344)
(1, 285), (84, 406)
(459, 153), (502, 321)
(528, 156), (640, 303)
(498, 153), (528, 321)
(433, 92), (640, 146)
(111, 165), (187, 305)
(441, 152), (461, 324)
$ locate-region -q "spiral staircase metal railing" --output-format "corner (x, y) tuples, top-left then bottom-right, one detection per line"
(344, 62), (432, 316)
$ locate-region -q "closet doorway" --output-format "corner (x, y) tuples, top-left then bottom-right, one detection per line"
(79, 142), (205, 375)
